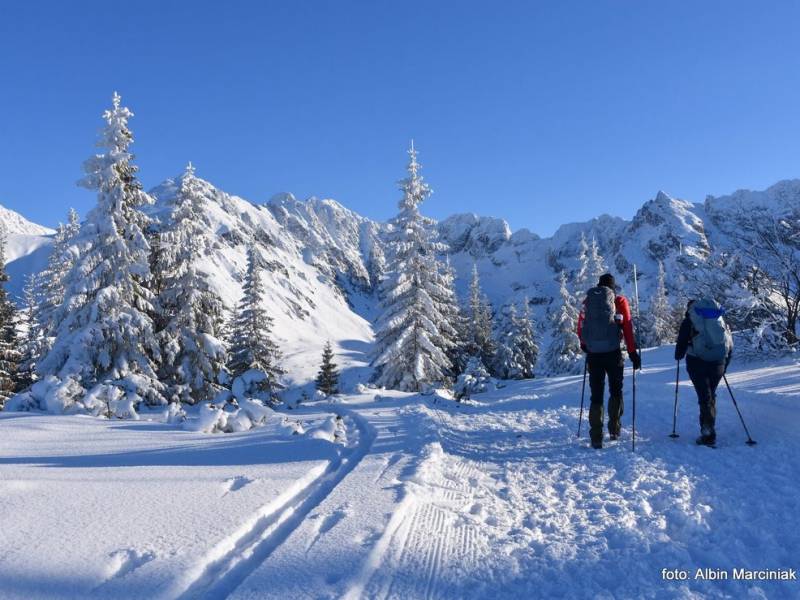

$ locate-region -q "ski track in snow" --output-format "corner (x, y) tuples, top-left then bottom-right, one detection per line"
(167, 409), (375, 600)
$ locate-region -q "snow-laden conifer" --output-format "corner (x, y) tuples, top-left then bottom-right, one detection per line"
(641, 261), (675, 347)
(494, 299), (539, 379)
(587, 236), (607, 284)
(34, 93), (164, 413)
(372, 142), (453, 391)
(37, 208), (81, 347)
(466, 263), (495, 368)
(154, 163), (228, 404)
(315, 341), (340, 396)
(228, 246), (284, 401)
(513, 298), (539, 378)
(16, 273), (45, 390)
(543, 271), (582, 375)
(0, 226), (19, 406)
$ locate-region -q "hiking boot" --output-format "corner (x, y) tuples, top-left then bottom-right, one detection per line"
(609, 433), (619, 441)
(696, 434), (716, 447)
(591, 439), (603, 449)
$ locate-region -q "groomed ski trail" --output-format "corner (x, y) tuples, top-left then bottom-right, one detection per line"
(166, 409), (375, 600)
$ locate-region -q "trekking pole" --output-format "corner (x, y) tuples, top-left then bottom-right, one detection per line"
(631, 264), (642, 452)
(669, 360), (680, 438)
(722, 374), (757, 446)
(577, 357), (588, 437)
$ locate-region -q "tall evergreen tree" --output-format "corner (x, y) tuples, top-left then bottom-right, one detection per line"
(573, 232), (591, 298)
(228, 246), (284, 400)
(372, 142), (453, 391)
(493, 302), (520, 379)
(16, 273), (44, 391)
(493, 298), (539, 379)
(466, 263), (495, 367)
(0, 227), (19, 406)
(154, 163), (228, 404)
(35, 92), (164, 410)
(37, 208), (81, 348)
(641, 261), (674, 347)
(513, 298), (540, 378)
(543, 271), (582, 375)
(438, 257), (467, 377)
(315, 341), (340, 396)
(587, 236), (607, 284)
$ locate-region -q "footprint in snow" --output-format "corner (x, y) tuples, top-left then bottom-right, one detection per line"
(99, 548), (155, 584)
(222, 476), (254, 496)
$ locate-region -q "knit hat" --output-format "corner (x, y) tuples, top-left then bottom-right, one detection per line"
(598, 273), (616, 289)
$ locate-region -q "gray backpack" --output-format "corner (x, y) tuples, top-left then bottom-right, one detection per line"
(582, 286), (621, 353)
(688, 298), (730, 362)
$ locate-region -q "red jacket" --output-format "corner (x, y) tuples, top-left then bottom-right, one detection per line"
(577, 294), (637, 353)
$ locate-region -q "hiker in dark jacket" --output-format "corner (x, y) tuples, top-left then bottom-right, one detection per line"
(675, 299), (734, 446)
(577, 273), (641, 449)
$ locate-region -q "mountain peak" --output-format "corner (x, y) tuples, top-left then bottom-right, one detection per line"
(0, 203), (54, 236)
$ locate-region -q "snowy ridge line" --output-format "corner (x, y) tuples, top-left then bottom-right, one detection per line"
(166, 409), (375, 600)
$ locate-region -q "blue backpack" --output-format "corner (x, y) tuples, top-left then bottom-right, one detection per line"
(688, 298), (730, 362)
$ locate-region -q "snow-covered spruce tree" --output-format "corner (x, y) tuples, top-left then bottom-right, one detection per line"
(641, 261), (674, 347)
(513, 298), (539, 378)
(154, 163), (229, 405)
(228, 246), (284, 402)
(466, 263), (495, 368)
(543, 271), (582, 375)
(34, 92), (164, 414)
(493, 303), (520, 379)
(573, 232), (591, 299)
(315, 341), (340, 396)
(37, 208), (81, 347)
(16, 273), (45, 391)
(0, 227), (20, 406)
(438, 257), (467, 377)
(372, 142), (454, 391)
(494, 299), (539, 379)
(587, 235), (607, 284)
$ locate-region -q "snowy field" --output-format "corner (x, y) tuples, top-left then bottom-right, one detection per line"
(1, 345), (798, 599)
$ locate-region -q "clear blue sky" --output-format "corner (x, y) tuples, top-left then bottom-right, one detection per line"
(2, 1), (800, 236)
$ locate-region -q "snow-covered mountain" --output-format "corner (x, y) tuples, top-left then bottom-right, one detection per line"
(4, 177), (799, 382)
(0, 203), (55, 300)
(147, 175), (375, 387)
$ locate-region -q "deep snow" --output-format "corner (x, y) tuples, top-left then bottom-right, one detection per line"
(1, 345), (798, 599)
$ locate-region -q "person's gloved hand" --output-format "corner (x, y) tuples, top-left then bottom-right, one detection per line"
(629, 351), (642, 370)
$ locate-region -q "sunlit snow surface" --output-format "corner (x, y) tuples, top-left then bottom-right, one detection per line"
(1, 345), (798, 599)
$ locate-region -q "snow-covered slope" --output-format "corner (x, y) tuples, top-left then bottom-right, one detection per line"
(0, 203), (53, 236)
(148, 175), (375, 388)
(0, 203), (55, 300)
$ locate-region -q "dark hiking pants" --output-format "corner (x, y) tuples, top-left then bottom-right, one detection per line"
(686, 355), (725, 437)
(587, 349), (624, 444)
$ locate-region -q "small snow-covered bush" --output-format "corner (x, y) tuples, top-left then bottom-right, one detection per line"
(453, 356), (493, 401)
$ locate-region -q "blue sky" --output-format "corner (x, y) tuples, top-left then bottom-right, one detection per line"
(1, 1), (800, 236)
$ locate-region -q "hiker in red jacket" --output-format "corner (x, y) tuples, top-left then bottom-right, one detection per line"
(577, 273), (641, 449)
